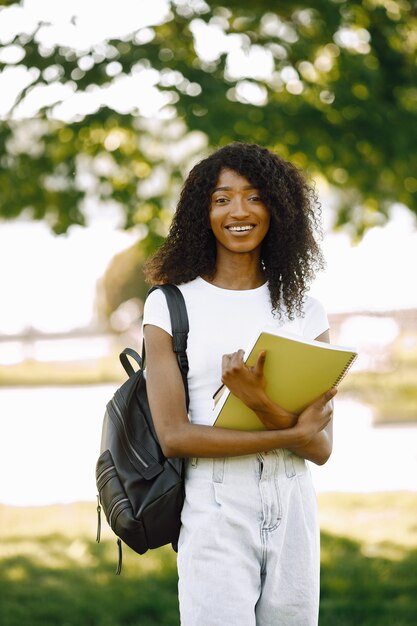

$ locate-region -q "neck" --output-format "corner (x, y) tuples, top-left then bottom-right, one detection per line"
(204, 251), (266, 290)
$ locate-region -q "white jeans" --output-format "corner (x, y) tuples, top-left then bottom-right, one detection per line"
(177, 450), (320, 626)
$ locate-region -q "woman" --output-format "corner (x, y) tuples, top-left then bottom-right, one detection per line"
(142, 143), (335, 626)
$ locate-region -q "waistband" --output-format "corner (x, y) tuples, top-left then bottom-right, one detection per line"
(185, 449), (308, 481)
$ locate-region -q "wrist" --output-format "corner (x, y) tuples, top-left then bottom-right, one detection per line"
(246, 389), (270, 413)
(253, 396), (298, 430)
(263, 424), (304, 450)
(288, 423), (310, 448)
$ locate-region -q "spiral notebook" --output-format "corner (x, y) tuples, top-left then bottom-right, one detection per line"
(212, 328), (357, 431)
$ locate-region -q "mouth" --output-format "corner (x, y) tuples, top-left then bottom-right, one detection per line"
(225, 224), (255, 233)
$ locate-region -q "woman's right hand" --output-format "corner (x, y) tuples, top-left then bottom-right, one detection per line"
(290, 388), (336, 446)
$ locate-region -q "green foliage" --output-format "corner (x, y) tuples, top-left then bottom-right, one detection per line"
(1, 494), (416, 625)
(0, 0), (416, 243)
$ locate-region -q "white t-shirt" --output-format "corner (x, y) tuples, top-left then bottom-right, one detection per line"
(142, 276), (329, 426)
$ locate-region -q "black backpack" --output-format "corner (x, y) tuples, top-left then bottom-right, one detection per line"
(96, 284), (189, 573)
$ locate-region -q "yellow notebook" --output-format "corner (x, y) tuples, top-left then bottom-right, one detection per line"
(212, 329), (357, 431)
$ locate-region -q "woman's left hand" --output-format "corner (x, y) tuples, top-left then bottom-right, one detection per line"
(221, 349), (295, 427)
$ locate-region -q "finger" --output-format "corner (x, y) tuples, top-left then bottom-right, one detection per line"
(222, 351), (244, 375)
(229, 349), (245, 366)
(222, 350), (244, 360)
(221, 354), (232, 371)
(325, 388), (337, 401)
(313, 387), (337, 408)
(254, 350), (267, 375)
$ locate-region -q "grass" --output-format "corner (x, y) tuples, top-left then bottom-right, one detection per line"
(0, 503), (178, 626)
(0, 357), (125, 387)
(1, 493), (416, 625)
(318, 492), (417, 625)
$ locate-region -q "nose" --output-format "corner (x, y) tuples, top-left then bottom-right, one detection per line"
(229, 195), (250, 218)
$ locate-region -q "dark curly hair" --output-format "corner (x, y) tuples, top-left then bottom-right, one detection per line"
(144, 142), (325, 319)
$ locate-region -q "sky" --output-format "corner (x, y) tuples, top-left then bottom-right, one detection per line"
(1, 0), (417, 336)
(311, 203), (417, 313)
(0, 217), (137, 334)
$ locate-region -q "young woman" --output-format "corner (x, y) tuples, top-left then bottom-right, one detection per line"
(142, 143), (335, 626)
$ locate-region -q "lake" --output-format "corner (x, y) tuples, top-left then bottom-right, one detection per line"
(0, 385), (416, 506)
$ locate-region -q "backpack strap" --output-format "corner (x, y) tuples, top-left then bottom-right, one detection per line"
(119, 347), (142, 377)
(144, 284), (190, 408)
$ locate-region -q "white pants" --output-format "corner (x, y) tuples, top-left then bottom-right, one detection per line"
(177, 450), (320, 626)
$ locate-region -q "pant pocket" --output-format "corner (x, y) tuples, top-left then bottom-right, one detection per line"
(284, 449), (309, 477)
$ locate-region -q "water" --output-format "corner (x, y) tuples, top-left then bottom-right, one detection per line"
(0, 385), (416, 506)
(310, 397), (417, 492)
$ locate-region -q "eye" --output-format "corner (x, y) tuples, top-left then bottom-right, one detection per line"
(213, 196), (229, 204)
(248, 195), (261, 202)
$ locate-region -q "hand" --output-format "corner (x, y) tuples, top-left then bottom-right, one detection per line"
(221, 349), (267, 410)
(222, 349), (297, 429)
(292, 388), (337, 446)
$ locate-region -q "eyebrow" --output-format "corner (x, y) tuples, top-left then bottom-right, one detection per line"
(212, 185), (258, 192)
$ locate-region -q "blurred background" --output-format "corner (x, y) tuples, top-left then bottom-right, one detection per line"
(0, 1), (416, 624)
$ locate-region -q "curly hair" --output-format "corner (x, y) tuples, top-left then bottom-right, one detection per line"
(144, 142), (325, 319)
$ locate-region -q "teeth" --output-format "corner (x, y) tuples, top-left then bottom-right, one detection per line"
(228, 225), (254, 232)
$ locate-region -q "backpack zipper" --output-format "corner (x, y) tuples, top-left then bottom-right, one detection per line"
(96, 464), (117, 543)
(96, 464), (116, 543)
(108, 497), (130, 527)
(96, 494), (102, 543)
(96, 464), (115, 490)
(109, 396), (150, 469)
(116, 537), (123, 575)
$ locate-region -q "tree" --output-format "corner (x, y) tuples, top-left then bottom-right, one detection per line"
(0, 0), (416, 247)
(99, 240), (148, 320)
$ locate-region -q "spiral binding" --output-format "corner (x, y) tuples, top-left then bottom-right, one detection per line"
(332, 353), (358, 387)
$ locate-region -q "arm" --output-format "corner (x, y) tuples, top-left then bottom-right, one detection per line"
(220, 330), (334, 466)
(144, 324), (334, 459)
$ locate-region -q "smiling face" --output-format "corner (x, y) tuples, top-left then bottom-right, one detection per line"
(209, 168), (271, 259)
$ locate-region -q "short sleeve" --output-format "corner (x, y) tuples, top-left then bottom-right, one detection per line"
(301, 297), (329, 339)
(142, 288), (173, 336)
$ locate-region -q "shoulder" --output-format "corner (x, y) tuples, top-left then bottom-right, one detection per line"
(143, 278), (203, 335)
(300, 296), (329, 339)
(303, 295), (327, 319)
(143, 287), (172, 335)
